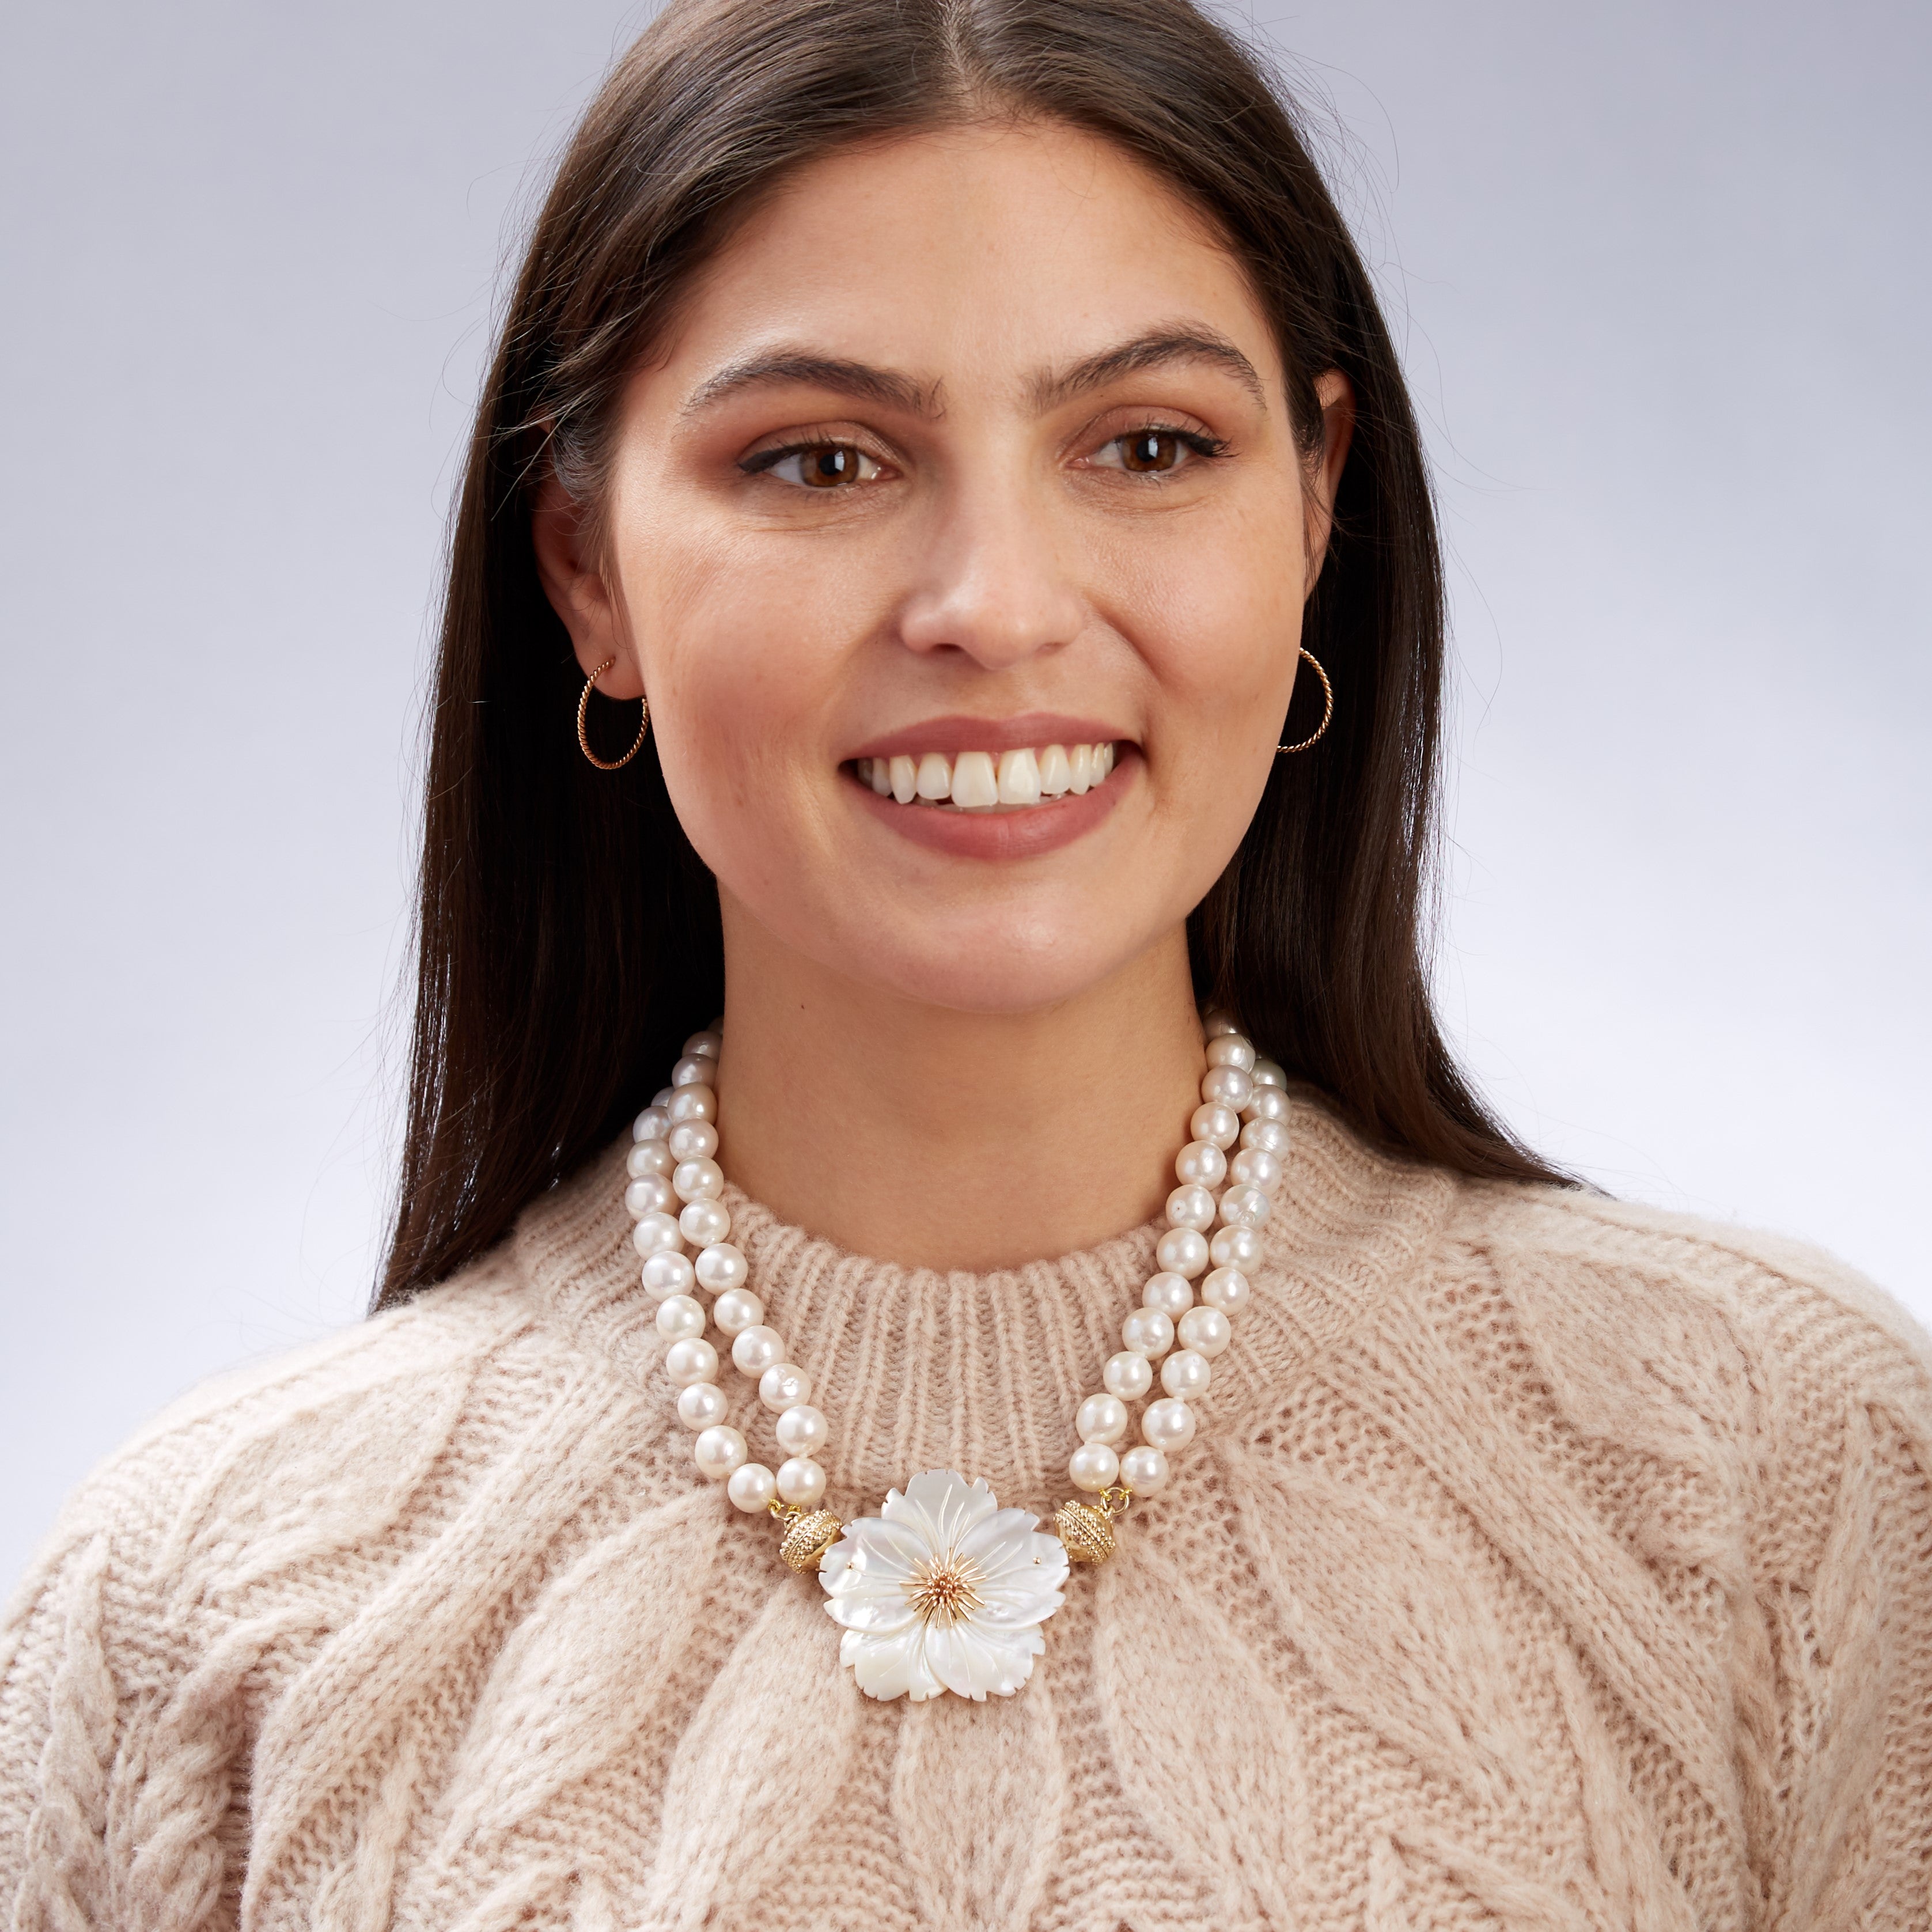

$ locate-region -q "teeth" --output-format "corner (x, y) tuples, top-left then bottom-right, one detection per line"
(952, 750), (999, 808)
(855, 741), (1120, 810)
(996, 748), (1041, 805)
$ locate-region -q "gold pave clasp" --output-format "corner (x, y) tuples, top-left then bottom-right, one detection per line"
(1055, 1485), (1132, 1563)
(769, 1501), (844, 1573)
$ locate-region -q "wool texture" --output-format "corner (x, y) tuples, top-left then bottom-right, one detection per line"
(3, 1096), (1930, 1930)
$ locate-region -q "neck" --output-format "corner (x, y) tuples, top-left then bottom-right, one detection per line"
(710, 895), (1206, 1271)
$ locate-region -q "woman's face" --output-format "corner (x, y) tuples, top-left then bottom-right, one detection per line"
(539, 119), (1349, 1014)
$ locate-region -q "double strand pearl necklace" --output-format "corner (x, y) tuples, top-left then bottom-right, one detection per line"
(622, 1012), (1289, 1703)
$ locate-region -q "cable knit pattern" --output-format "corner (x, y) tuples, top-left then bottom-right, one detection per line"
(3, 1097), (1929, 1929)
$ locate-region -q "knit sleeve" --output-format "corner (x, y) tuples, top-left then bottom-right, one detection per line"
(0, 1487), (149, 1926)
(1734, 1259), (1932, 1925)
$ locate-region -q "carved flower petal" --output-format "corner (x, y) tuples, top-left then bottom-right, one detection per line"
(842, 1620), (945, 1702)
(923, 1620), (1045, 1700)
(883, 1470), (1000, 1551)
(821, 1516), (927, 1589)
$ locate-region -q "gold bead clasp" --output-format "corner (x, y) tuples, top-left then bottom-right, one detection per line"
(770, 1501), (844, 1573)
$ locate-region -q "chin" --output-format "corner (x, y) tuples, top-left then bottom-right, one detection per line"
(829, 916), (1144, 1018)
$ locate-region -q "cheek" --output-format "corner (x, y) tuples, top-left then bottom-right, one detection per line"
(618, 521), (862, 882)
(1103, 497), (1306, 741)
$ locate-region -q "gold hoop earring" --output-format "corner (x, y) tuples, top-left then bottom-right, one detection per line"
(1276, 646), (1333, 754)
(576, 656), (650, 771)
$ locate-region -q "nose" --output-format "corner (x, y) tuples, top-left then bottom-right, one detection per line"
(895, 479), (1086, 670)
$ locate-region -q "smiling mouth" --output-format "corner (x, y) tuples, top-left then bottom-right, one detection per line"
(851, 741), (1119, 812)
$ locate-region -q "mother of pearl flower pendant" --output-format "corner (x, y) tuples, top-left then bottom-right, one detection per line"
(818, 1471), (1070, 1703)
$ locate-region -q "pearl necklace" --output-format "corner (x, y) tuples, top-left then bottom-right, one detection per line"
(622, 1012), (1288, 1702)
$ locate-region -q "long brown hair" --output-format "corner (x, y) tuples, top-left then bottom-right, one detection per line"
(377, 0), (1568, 1310)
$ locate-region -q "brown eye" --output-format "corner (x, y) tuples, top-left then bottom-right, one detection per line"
(764, 442), (881, 488)
(1119, 430), (1183, 473)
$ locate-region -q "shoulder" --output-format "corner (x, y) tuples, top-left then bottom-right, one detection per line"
(1440, 1177), (1932, 1540)
(3, 1252), (540, 1641)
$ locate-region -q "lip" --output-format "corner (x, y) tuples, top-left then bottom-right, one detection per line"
(847, 742), (1138, 861)
(846, 713), (1134, 761)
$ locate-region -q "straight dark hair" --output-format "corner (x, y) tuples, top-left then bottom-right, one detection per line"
(378, 0), (1567, 1310)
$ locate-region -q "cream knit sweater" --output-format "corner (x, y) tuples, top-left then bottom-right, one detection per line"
(4, 1097), (1930, 1930)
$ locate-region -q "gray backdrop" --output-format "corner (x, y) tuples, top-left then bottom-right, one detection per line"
(4, 0), (1927, 1586)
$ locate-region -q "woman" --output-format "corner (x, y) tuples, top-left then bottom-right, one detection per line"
(5, 0), (1927, 1923)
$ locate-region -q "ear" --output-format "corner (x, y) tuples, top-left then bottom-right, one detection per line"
(531, 471), (645, 699)
(1301, 368), (1355, 596)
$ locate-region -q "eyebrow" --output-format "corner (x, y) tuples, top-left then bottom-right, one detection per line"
(681, 353), (941, 420)
(679, 326), (1266, 422)
(1028, 327), (1267, 412)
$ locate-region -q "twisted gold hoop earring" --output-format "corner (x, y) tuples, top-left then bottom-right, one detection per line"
(1276, 646), (1333, 754)
(576, 656), (650, 771)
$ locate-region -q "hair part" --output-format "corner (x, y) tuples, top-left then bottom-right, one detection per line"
(378, 0), (1569, 1311)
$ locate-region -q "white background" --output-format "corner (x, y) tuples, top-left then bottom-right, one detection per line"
(3, 0), (1927, 1586)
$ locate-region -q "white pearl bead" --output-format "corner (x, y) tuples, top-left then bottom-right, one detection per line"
(1103, 1350), (1154, 1400)
(679, 1199), (732, 1247)
(692, 1424), (747, 1480)
(683, 1029), (722, 1061)
(654, 1294), (706, 1342)
(666, 1086), (717, 1124)
(1252, 1057), (1286, 1088)
(1142, 1397), (1198, 1452)
(624, 1175), (676, 1218)
(1165, 1184), (1217, 1233)
(1229, 1147), (1282, 1195)
(652, 1086), (675, 1108)
(1161, 1348), (1212, 1399)
(1154, 1226), (1210, 1279)
(759, 1362), (813, 1412)
(668, 1120), (719, 1161)
(1141, 1272), (1192, 1319)
(671, 1055), (711, 1088)
(1120, 1306), (1174, 1360)
(1202, 1010), (1240, 1037)
(631, 1211), (683, 1258)
(1219, 1183), (1271, 1229)
(662, 1337), (719, 1387)
(1200, 1064), (1255, 1111)
(1204, 1035), (1256, 1071)
(1209, 1225), (1263, 1272)
(727, 1462), (777, 1513)
(1242, 1085), (1290, 1126)
(641, 1249), (697, 1301)
(1076, 1392), (1129, 1445)
(1178, 1304), (1232, 1357)
(632, 1106), (670, 1142)
(1239, 1117), (1291, 1157)
(1174, 1139), (1227, 1188)
(775, 1403), (829, 1457)
(1119, 1444), (1170, 1494)
(676, 1382), (729, 1430)
(732, 1325), (785, 1377)
(1190, 1102), (1242, 1150)
(1199, 1266), (1252, 1318)
(695, 1242), (749, 1293)
(627, 1139), (673, 1179)
(710, 1287), (763, 1335)
(1069, 1442), (1120, 1492)
(776, 1456), (827, 1507)
(673, 1157), (724, 1203)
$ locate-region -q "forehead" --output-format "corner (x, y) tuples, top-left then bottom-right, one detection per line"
(653, 119), (1282, 405)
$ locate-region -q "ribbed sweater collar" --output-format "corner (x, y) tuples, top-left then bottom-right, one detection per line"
(512, 1092), (1458, 1516)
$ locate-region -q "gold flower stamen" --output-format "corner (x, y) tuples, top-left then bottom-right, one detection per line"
(905, 1553), (985, 1627)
